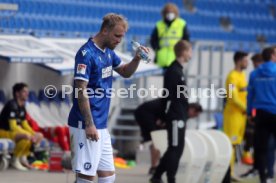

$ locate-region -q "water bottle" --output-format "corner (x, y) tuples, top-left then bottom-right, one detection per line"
(131, 40), (151, 63)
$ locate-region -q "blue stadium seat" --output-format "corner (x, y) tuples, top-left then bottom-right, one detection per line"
(28, 91), (40, 105)
(38, 90), (50, 103)
(1, 0), (276, 45)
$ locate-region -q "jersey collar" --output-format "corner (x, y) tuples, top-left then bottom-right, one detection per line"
(89, 38), (106, 53)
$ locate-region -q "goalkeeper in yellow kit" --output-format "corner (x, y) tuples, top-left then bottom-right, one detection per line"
(223, 51), (248, 181)
(0, 83), (43, 170)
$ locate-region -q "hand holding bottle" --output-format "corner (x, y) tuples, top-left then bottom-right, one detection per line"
(131, 41), (151, 63)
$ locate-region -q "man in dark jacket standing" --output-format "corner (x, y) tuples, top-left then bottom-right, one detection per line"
(150, 40), (192, 183)
(247, 46), (276, 183)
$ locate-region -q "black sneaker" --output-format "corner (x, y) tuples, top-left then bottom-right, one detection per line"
(240, 168), (258, 178)
(149, 178), (164, 183)
(148, 167), (157, 175)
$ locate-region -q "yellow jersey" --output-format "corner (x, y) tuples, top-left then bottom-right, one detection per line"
(225, 70), (247, 113)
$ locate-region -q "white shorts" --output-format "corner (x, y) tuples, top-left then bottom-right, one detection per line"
(69, 127), (115, 176)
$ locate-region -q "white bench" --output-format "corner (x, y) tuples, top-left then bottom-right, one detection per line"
(197, 130), (232, 183)
(151, 129), (231, 183)
(181, 130), (208, 183)
(0, 139), (15, 171)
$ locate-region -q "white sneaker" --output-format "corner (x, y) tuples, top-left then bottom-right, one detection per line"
(259, 179), (274, 183)
(231, 174), (242, 182)
(20, 156), (32, 169)
(12, 158), (28, 171)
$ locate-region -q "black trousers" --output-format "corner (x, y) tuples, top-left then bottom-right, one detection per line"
(255, 110), (276, 183)
(152, 120), (186, 183)
(244, 120), (255, 152)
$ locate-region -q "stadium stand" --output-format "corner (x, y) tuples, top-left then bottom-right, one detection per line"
(0, 0), (276, 51)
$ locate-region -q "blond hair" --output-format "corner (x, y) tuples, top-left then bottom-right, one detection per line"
(100, 13), (128, 31)
(174, 40), (191, 57)
(161, 3), (179, 18)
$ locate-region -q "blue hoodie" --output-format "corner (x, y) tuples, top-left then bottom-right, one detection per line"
(247, 61), (276, 115)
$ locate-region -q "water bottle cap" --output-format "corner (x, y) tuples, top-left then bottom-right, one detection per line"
(131, 41), (140, 47)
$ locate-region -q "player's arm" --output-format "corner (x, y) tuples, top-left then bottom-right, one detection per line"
(75, 79), (99, 141)
(115, 46), (149, 78)
(227, 76), (246, 112)
(231, 87), (246, 111)
(21, 120), (35, 135)
(74, 49), (98, 140)
(7, 105), (30, 135)
(9, 119), (30, 135)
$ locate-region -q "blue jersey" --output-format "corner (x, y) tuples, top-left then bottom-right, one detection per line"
(68, 39), (122, 129)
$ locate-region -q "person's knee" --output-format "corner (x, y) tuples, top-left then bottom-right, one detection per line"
(14, 133), (30, 142)
(76, 177), (94, 183)
(98, 174), (116, 183)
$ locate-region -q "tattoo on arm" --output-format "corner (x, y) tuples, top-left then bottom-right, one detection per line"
(75, 80), (94, 127)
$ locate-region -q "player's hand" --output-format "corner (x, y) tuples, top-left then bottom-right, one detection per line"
(31, 135), (37, 143)
(85, 124), (99, 142)
(156, 119), (166, 128)
(134, 46), (150, 60)
(26, 134), (33, 141)
(31, 133), (43, 144)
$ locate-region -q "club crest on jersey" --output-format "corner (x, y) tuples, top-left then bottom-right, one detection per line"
(84, 162), (92, 170)
(10, 112), (15, 118)
(102, 66), (112, 78)
(77, 64), (87, 75)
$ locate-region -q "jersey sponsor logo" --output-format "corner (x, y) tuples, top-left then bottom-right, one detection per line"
(82, 50), (87, 56)
(79, 142), (84, 149)
(76, 64), (87, 75)
(10, 112), (15, 118)
(84, 162), (92, 170)
(102, 66), (112, 78)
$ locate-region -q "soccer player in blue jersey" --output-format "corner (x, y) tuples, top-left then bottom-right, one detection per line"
(68, 13), (149, 183)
